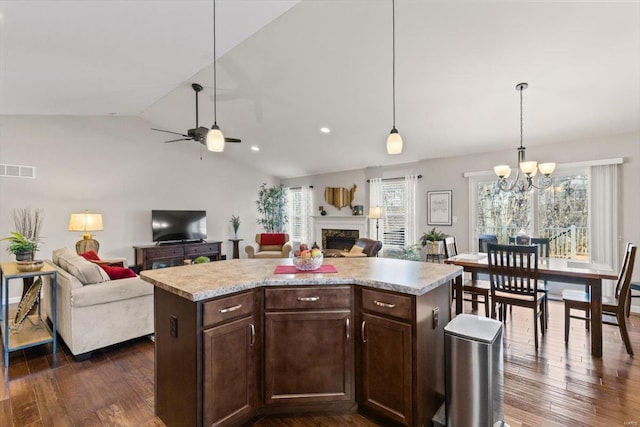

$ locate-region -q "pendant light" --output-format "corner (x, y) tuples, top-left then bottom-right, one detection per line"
(493, 83), (556, 194)
(386, 0), (403, 155)
(206, 0), (225, 152)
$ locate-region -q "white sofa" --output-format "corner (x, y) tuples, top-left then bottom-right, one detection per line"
(42, 248), (154, 358)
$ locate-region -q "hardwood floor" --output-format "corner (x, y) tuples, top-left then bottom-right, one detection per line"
(1, 300), (638, 426)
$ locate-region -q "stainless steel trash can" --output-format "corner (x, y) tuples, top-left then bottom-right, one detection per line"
(445, 314), (504, 427)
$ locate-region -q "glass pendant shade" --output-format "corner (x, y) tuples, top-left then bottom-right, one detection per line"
(386, 128), (403, 154)
(206, 125), (225, 152)
(494, 165), (511, 179)
(519, 161), (538, 176)
(538, 162), (556, 176)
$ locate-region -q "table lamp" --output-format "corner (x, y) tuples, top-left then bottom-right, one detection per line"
(369, 206), (384, 242)
(69, 210), (103, 255)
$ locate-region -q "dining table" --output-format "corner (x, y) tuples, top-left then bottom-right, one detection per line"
(445, 253), (618, 358)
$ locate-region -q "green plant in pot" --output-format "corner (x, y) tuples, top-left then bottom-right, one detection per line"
(193, 256), (210, 264)
(255, 183), (288, 233)
(420, 227), (447, 255)
(230, 214), (241, 239)
(2, 232), (36, 261)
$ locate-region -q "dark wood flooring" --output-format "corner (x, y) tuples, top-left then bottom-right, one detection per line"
(1, 300), (639, 426)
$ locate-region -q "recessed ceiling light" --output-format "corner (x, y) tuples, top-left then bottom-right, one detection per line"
(320, 127), (331, 134)
(251, 146), (260, 152)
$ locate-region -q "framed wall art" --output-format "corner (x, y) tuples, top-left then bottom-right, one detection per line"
(427, 190), (452, 226)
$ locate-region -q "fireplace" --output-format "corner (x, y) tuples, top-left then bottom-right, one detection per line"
(323, 229), (359, 251)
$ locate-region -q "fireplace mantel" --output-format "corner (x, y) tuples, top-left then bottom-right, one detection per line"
(311, 216), (369, 249)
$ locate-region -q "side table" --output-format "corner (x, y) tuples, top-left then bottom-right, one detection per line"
(228, 239), (244, 259)
(0, 262), (57, 367)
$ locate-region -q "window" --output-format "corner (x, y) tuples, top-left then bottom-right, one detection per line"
(473, 167), (589, 259)
(287, 186), (312, 244)
(381, 180), (407, 247)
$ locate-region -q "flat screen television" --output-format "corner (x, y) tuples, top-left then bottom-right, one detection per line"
(152, 210), (207, 243)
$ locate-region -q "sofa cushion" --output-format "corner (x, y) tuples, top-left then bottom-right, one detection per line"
(254, 251), (284, 259)
(100, 265), (138, 280)
(52, 247), (110, 285)
(260, 233), (286, 246)
(350, 245), (365, 254)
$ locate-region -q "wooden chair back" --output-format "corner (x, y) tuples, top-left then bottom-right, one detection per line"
(614, 243), (637, 308)
(478, 234), (498, 252)
(443, 236), (458, 258)
(487, 243), (539, 297)
(508, 236), (550, 258)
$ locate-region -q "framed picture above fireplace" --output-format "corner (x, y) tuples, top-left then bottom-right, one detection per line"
(427, 190), (452, 226)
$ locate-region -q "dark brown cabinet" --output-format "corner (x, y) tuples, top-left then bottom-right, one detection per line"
(134, 241), (221, 271)
(263, 286), (354, 410)
(356, 285), (451, 427)
(203, 315), (259, 427)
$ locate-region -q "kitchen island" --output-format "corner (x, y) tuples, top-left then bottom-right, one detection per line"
(141, 257), (462, 427)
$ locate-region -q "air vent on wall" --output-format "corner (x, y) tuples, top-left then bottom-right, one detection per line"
(0, 163), (36, 179)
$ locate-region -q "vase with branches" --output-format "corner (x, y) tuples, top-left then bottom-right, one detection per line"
(1, 208), (44, 260)
(230, 214), (241, 238)
(255, 183), (288, 233)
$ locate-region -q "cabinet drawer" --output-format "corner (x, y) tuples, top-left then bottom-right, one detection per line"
(186, 244), (219, 256)
(361, 288), (412, 321)
(203, 291), (254, 327)
(145, 246), (183, 259)
(265, 286), (351, 310)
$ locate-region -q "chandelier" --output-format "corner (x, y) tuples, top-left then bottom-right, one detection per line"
(494, 83), (555, 193)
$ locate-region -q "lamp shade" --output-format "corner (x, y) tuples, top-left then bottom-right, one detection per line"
(538, 162), (556, 176)
(493, 165), (511, 179)
(206, 124), (225, 152)
(519, 161), (538, 176)
(369, 206), (384, 219)
(69, 211), (103, 239)
(386, 129), (403, 154)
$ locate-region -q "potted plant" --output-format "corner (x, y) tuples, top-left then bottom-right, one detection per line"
(1, 231), (36, 261)
(255, 183), (288, 233)
(387, 244), (422, 261)
(193, 256), (210, 264)
(420, 227), (446, 255)
(230, 215), (241, 239)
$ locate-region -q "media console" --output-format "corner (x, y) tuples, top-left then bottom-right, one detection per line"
(134, 241), (222, 271)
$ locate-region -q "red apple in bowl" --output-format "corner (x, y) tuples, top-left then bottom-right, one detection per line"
(299, 243), (309, 252)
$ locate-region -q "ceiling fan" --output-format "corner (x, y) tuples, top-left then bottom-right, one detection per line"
(151, 83), (241, 145)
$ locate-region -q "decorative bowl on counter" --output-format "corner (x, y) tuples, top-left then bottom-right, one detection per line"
(293, 254), (323, 271)
(15, 259), (44, 272)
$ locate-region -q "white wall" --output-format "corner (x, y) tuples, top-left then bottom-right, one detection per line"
(0, 115), (277, 298)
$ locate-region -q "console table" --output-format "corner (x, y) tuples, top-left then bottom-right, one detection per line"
(0, 262), (57, 367)
(134, 241), (222, 271)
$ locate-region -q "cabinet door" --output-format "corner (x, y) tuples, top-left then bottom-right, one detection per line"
(359, 312), (413, 426)
(264, 310), (353, 405)
(203, 316), (258, 427)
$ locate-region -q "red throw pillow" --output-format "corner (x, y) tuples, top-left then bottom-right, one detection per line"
(261, 233), (286, 246)
(80, 250), (101, 261)
(99, 265), (137, 280)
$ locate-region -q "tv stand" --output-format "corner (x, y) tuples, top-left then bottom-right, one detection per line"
(134, 241), (222, 271)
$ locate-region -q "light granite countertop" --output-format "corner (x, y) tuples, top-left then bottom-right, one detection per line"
(140, 257), (463, 302)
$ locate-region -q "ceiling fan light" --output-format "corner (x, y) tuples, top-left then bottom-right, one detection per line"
(538, 162), (556, 176)
(206, 125), (225, 152)
(494, 165), (511, 179)
(386, 128), (403, 154)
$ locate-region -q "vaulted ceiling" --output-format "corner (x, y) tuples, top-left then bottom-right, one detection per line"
(2, 0), (639, 178)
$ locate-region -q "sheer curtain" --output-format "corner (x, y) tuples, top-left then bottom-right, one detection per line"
(404, 175), (419, 246)
(301, 186), (313, 244)
(369, 178), (383, 240)
(590, 164), (619, 297)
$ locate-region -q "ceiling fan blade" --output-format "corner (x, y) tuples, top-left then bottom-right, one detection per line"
(152, 128), (189, 137)
(225, 137), (242, 143)
(164, 138), (192, 143)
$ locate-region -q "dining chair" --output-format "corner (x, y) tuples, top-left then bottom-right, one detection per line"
(563, 243), (637, 355)
(444, 236), (491, 317)
(478, 234), (498, 253)
(487, 243), (545, 349)
(507, 237), (551, 327)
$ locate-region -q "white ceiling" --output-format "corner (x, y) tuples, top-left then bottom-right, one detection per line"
(2, 1), (639, 178)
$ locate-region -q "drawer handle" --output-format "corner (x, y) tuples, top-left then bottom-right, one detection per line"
(297, 296), (320, 302)
(361, 320), (367, 343)
(250, 323), (255, 346)
(219, 304), (242, 313)
(374, 300), (396, 309)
